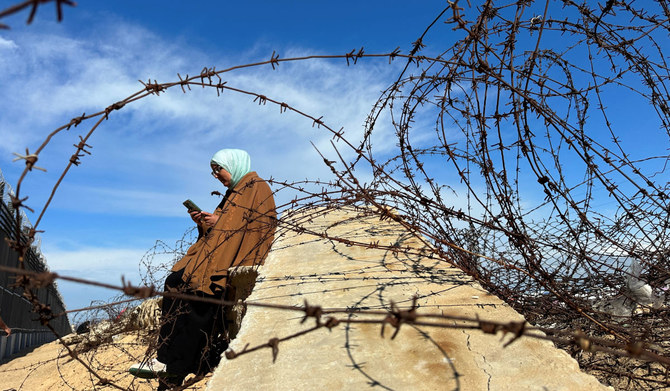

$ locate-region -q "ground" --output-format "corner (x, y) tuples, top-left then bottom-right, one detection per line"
(0, 332), (209, 390)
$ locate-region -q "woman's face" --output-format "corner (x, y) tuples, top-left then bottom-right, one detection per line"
(211, 164), (233, 187)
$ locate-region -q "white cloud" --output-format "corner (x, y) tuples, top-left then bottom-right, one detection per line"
(0, 36), (17, 50)
(0, 19), (405, 224)
(0, 17), (405, 311)
(42, 246), (149, 311)
(56, 183), (189, 216)
(45, 247), (146, 274)
(0, 22), (396, 154)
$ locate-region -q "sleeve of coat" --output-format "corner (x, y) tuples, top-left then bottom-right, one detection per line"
(205, 179), (276, 289)
(172, 175), (276, 294)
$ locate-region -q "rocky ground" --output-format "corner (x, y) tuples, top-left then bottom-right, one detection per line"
(0, 298), (210, 391)
(0, 331), (209, 391)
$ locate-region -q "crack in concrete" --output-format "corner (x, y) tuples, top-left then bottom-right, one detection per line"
(481, 350), (492, 391)
(461, 329), (492, 391)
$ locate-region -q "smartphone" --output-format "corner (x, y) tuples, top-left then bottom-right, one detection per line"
(183, 199), (201, 212)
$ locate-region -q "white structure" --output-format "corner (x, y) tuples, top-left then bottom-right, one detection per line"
(208, 208), (612, 391)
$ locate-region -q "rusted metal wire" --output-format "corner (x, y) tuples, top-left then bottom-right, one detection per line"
(3, 1), (670, 389)
(0, 0), (76, 29)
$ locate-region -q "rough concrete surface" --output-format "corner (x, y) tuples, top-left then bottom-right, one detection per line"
(209, 208), (613, 391)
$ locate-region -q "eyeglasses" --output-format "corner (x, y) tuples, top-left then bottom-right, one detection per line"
(211, 165), (223, 177)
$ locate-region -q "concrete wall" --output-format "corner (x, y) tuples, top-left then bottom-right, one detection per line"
(208, 208), (613, 391)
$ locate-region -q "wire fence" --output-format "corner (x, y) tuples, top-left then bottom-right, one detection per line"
(1, 0), (669, 390)
(0, 168), (71, 360)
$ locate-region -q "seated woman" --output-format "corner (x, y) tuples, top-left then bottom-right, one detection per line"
(130, 148), (276, 389)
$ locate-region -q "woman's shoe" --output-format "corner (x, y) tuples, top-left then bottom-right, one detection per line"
(128, 358), (169, 379)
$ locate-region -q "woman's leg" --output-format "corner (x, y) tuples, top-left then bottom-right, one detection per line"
(157, 269), (191, 377)
(156, 270), (224, 376)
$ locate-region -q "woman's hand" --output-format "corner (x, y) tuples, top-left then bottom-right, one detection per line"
(189, 210), (204, 226)
(199, 212), (219, 228)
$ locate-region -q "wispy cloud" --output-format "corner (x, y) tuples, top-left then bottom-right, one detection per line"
(0, 18), (400, 214)
(0, 17), (403, 312)
(43, 246), (149, 312)
(46, 247), (147, 276)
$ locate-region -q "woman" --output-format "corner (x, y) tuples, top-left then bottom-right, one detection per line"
(130, 149), (276, 388)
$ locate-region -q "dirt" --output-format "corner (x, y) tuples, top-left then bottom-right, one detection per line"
(0, 332), (210, 391)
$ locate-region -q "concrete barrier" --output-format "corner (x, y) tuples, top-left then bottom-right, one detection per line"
(208, 208), (613, 391)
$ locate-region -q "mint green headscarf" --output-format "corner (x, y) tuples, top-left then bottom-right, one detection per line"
(211, 149), (251, 188)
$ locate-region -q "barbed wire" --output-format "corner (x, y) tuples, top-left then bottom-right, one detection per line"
(2, 0), (670, 390)
(0, 0), (76, 29)
(2, 261), (668, 369)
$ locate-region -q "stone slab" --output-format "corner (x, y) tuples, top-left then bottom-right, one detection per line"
(208, 208), (612, 391)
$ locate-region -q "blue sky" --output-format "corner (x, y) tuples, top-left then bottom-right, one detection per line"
(0, 1), (454, 319)
(1, 1), (668, 324)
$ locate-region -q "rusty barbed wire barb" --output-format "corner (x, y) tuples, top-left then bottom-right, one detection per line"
(66, 112), (86, 130)
(301, 300), (323, 326)
(354, 47), (365, 64)
(268, 337), (280, 363)
(408, 38), (425, 58)
(312, 116), (324, 128)
(177, 72), (191, 93)
(501, 321), (526, 348)
(253, 94), (267, 105)
(4, 2), (670, 388)
(68, 136), (92, 166)
(200, 66), (217, 87)
(120, 276), (156, 299)
(139, 78), (166, 95)
(0, 0), (76, 28)
(1, 259), (669, 379)
(270, 50), (280, 70)
(380, 297), (418, 340)
(388, 47), (401, 64)
(324, 317), (340, 330)
(345, 48), (356, 66)
(12, 148), (46, 172)
(215, 81), (227, 96)
(333, 127), (344, 140)
(3, 237), (24, 257)
(476, 314), (500, 335)
(103, 101), (125, 120)
(9, 193), (34, 213)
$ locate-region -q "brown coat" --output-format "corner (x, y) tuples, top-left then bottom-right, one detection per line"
(172, 171), (276, 295)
